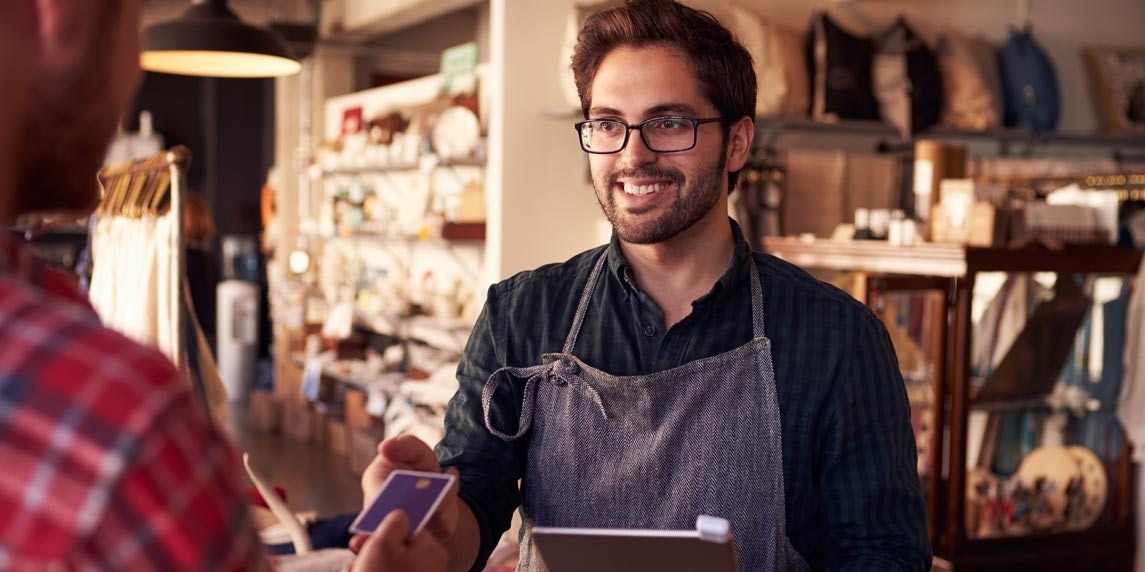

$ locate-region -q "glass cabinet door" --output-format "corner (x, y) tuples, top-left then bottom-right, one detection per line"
(963, 271), (1130, 539)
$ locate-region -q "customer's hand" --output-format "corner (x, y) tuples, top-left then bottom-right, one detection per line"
(351, 435), (460, 553)
(351, 510), (447, 572)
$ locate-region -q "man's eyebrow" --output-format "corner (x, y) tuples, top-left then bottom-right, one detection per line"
(587, 103), (702, 119)
(645, 103), (700, 116)
(587, 106), (624, 118)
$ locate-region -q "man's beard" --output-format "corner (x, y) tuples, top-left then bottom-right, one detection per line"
(593, 156), (726, 245)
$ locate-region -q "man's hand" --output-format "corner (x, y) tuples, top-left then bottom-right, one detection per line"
(351, 435), (461, 553)
(351, 510), (447, 572)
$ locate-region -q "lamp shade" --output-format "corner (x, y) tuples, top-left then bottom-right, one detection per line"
(142, 0), (301, 78)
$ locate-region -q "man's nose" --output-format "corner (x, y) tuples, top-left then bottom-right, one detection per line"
(617, 127), (657, 169)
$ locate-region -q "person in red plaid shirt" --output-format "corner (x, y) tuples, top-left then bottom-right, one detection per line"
(0, 1), (444, 570)
(0, 1), (269, 569)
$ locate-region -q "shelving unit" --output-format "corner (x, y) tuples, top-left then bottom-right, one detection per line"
(755, 117), (1145, 157)
(765, 236), (1141, 571)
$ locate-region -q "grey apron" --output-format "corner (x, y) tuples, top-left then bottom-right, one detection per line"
(482, 252), (808, 571)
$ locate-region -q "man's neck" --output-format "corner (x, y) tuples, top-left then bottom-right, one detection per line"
(619, 208), (735, 330)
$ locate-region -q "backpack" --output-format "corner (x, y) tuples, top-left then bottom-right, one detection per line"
(998, 26), (1060, 133)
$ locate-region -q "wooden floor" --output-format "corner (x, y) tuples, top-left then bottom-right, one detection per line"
(224, 402), (364, 519)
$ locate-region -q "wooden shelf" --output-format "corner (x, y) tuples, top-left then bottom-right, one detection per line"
(764, 237), (966, 277)
(317, 156), (485, 177)
(354, 311), (473, 355)
(763, 237), (1143, 278)
(752, 117), (1145, 155)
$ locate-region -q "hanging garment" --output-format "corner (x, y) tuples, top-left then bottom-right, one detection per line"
(90, 216), (156, 348)
(1119, 254), (1145, 572)
(1118, 255), (1145, 461)
(481, 253), (808, 572)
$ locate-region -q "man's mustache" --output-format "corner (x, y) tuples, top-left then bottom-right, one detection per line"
(606, 167), (685, 187)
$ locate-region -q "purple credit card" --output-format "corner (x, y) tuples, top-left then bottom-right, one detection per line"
(350, 470), (456, 536)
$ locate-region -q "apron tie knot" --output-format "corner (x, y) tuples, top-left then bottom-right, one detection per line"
(481, 357), (609, 442)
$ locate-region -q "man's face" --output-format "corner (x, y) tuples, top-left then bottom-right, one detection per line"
(586, 45), (730, 246)
(15, 0), (142, 216)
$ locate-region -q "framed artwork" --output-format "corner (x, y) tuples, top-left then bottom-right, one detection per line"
(341, 106), (364, 137)
(1083, 45), (1145, 134)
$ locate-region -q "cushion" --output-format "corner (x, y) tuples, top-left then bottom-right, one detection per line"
(937, 29), (1002, 131)
(874, 17), (943, 135)
(806, 12), (880, 121)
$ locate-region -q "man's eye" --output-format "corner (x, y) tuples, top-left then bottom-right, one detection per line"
(651, 118), (687, 130)
(596, 120), (623, 133)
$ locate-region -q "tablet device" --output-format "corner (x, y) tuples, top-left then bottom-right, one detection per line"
(350, 469), (456, 536)
(532, 515), (738, 572)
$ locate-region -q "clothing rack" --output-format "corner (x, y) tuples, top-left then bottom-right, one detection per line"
(94, 146), (219, 420)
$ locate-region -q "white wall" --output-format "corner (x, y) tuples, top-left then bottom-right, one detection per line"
(488, 0), (605, 281)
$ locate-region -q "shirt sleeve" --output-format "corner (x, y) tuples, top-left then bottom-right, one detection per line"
(436, 284), (525, 571)
(819, 310), (933, 571)
(77, 391), (269, 571)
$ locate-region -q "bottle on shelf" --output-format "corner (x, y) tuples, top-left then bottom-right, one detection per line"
(853, 208), (873, 240)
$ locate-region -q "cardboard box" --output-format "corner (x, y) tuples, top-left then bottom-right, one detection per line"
(274, 348), (305, 404)
(247, 390), (282, 433)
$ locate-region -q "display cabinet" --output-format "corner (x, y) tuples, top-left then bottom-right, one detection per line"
(764, 237), (1140, 571)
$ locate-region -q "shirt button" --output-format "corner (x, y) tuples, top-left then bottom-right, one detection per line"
(643, 325), (657, 337)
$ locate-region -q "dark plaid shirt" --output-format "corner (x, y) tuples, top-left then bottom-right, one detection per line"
(437, 220), (931, 571)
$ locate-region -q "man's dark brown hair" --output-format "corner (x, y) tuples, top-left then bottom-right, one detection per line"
(571, 0), (757, 191)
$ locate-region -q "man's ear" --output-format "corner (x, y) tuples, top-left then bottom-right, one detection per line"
(725, 116), (754, 173)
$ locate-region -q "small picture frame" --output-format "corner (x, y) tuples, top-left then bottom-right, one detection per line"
(341, 106), (364, 137)
(1083, 45), (1145, 134)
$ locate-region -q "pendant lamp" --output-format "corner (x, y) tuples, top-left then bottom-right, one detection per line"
(142, 0), (302, 78)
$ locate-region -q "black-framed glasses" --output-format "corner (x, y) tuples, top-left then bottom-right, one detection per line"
(573, 116), (725, 154)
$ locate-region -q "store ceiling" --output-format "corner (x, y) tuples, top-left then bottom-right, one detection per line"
(141, 0), (316, 28)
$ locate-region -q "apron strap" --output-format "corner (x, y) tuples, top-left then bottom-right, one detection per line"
(562, 250), (609, 355)
(749, 256), (767, 339)
(481, 358), (610, 442)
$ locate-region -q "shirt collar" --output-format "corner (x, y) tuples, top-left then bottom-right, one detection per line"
(606, 217), (753, 308)
(0, 232), (91, 307)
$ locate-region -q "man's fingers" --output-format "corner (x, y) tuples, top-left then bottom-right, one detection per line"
(381, 435), (440, 471)
(377, 509), (411, 553)
(352, 511), (408, 572)
(348, 533), (368, 554)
